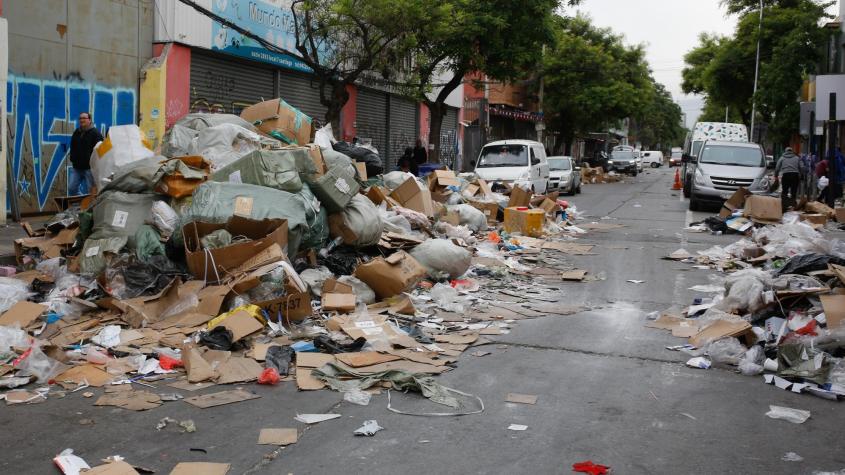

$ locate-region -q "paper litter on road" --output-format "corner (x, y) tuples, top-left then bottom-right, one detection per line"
(627, 280), (645, 284)
(765, 405), (810, 424)
(258, 428), (298, 445)
(507, 424), (528, 431)
(295, 413), (342, 424)
(686, 357), (711, 369)
(353, 420), (384, 436)
(505, 393), (538, 405)
(53, 449), (90, 475)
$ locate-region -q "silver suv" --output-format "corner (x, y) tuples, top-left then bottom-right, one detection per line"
(688, 140), (772, 211)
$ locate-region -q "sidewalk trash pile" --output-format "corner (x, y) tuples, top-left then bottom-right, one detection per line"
(1, 97), (604, 430)
(579, 165), (623, 185)
(653, 194), (845, 401)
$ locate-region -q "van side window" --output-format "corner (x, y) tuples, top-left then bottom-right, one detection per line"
(531, 146), (544, 164)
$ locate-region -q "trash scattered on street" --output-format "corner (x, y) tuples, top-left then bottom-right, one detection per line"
(686, 357), (712, 369)
(507, 424), (528, 431)
(572, 460), (611, 475)
(258, 428), (298, 446)
(765, 405), (811, 424)
(505, 393), (538, 405)
(353, 420), (384, 436)
(782, 452), (804, 462)
(295, 413), (342, 424)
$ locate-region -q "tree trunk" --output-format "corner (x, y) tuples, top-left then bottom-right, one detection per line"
(322, 80), (350, 126)
(427, 101), (446, 164)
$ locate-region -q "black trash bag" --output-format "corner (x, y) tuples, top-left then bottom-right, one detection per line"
(165, 233), (187, 264)
(265, 345), (294, 376)
(198, 326), (249, 351)
(314, 335), (366, 354)
(105, 254), (189, 299)
(690, 217), (728, 234)
(45, 210), (79, 234)
(30, 278), (55, 301)
(332, 141), (383, 176)
(776, 253), (845, 276)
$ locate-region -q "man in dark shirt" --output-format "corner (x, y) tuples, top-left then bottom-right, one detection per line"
(68, 112), (103, 195)
(413, 139), (428, 167)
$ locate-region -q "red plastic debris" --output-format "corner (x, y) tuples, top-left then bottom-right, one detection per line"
(158, 354), (183, 370)
(258, 367), (280, 385)
(558, 200), (570, 209)
(572, 461), (610, 475)
(796, 319), (818, 336)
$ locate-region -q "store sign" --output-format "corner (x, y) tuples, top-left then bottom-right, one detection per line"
(211, 0), (312, 72)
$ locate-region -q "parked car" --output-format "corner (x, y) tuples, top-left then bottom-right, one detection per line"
(609, 145), (638, 176)
(687, 140), (772, 211)
(669, 148), (683, 167)
(472, 139), (550, 194)
(547, 156), (581, 195)
(682, 121), (749, 198)
(634, 150), (643, 172)
(641, 150), (664, 168)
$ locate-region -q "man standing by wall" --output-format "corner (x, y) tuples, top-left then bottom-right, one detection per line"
(68, 112), (103, 195)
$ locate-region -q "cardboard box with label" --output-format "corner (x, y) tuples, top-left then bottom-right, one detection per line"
(468, 199), (500, 223)
(240, 98), (312, 146)
(389, 177), (434, 218)
(310, 164), (360, 213)
(503, 207), (545, 237)
(743, 195), (782, 223)
(183, 216), (288, 283)
(354, 251), (428, 299)
(229, 261), (313, 322)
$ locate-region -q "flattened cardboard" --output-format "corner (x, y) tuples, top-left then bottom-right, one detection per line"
(560, 269), (588, 281)
(507, 186), (532, 208)
(354, 251), (427, 299)
(83, 461), (140, 475)
(689, 319), (754, 347)
(335, 351), (401, 367)
(295, 352), (336, 368)
(434, 333), (479, 345)
(215, 357), (263, 384)
(211, 310), (264, 342)
(182, 216), (289, 284)
(390, 178), (434, 217)
(836, 208), (845, 223)
(183, 389), (260, 408)
(169, 462), (231, 475)
(820, 294), (845, 329)
(743, 195), (783, 223)
(719, 187), (751, 218)
(258, 428), (298, 446)
(506, 393), (538, 405)
(56, 364), (113, 388)
(0, 301), (46, 327)
(183, 344), (217, 383)
(353, 162), (368, 181)
(321, 293), (356, 313)
(295, 366), (326, 390)
(94, 391), (161, 411)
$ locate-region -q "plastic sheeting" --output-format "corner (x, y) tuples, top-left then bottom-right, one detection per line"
(410, 239), (472, 280)
(332, 194), (383, 246)
(90, 191), (158, 247)
(90, 125), (155, 190)
(194, 123), (263, 171)
(211, 149), (303, 193)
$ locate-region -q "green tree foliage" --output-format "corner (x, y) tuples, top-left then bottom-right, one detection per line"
(542, 15), (654, 148)
(682, 0), (832, 144)
(630, 83), (686, 150)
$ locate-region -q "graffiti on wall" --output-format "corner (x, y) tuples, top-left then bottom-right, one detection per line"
(5, 74), (136, 213)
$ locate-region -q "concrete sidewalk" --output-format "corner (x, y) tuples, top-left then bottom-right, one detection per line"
(0, 216), (51, 265)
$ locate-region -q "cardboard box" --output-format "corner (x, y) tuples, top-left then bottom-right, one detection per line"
(390, 178), (434, 218)
(430, 188), (453, 204)
(365, 186), (399, 209)
(507, 186), (532, 208)
(477, 179), (492, 197)
(719, 187), (752, 219)
(229, 261), (313, 322)
(503, 207), (545, 237)
(468, 199), (499, 223)
(743, 195), (782, 223)
(427, 169), (461, 190)
(354, 251), (427, 299)
(800, 213), (827, 225)
(538, 198), (560, 216)
(836, 207), (845, 223)
(307, 144), (327, 178)
(183, 216), (289, 283)
(353, 162), (367, 181)
(310, 163), (360, 213)
(240, 98), (312, 146)
(805, 201), (835, 218)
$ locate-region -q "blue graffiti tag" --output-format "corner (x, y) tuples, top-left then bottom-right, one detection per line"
(5, 74), (136, 210)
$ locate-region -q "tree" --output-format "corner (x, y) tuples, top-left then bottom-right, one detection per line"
(630, 83), (686, 150)
(290, 0), (442, 123)
(541, 15), (654, 151)
(398, 0), (563, 163)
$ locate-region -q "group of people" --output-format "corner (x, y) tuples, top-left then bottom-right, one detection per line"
(397, 140), (429, 175)
(776, 146), (845, 210)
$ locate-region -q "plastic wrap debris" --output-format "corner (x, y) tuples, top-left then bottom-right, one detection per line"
(337, 275), (376, 305)
(685, 357), (712, 369)
(314, 124), (336, 149)
(16, 343), (66, 383)
(429, 283), (466, 312)
(294, 413), (342, 424)
(91, 325), (122, 348)
(775, 253), (845, 276)
(777, 343), (832, 384)
(301, 267), (335, 297)
(297, 183), (330, 251)
(331, 141), (383, 176)
(434, 222), (475, 244)
(200, 229), (233, 250)
(378, 203), (414, 235)
(0, 277), (33, 313)
(148, 201), (179, 236)
(265, 345), (294, 377)
(714, 269), (771, 314)
(765, 405), (810, 424)
(194, 123), (262, 171)
(738, 345), (765, 375)
(90, 125), (154, 190)
(162, 113), (258, 157)
(706, 337), (746, 366)
(446, 204), (488, 232)
(383, 171), (417, 191)
(393, 206), (430, 229)
(135, 225), (166, 261)
(344, 388), (372, 406)
(330, 194), (384, 247)
(410, 239), (472, 280)
(353, 419), (383, 435)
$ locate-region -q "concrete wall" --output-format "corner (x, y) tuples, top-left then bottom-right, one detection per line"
(4, 0), (154, 214)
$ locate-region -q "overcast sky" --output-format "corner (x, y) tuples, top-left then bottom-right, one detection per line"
(570, 0), (740, 127)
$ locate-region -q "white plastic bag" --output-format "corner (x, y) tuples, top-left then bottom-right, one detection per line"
(429, 282), (466, 312)
(446, 204), (487, 232)
(765, 405), (810, 424)
(0, 277), (33, 314)
(314, 124), (336, 149)
(90, 125), (154, 190)
(818, 176), (829, 190)
(706, 337), (746, 366)
(410, 239), (472, 280)
(337, 275), (376, 305)
(193, 123), (261, 171)
(16, 343), (66, 383)
(383, 171), (416, 191)
(333, 195), (383, 247)
(738, 345), (765, 375)
(301, 267), (335, 297)
(148, 201), (179, 236)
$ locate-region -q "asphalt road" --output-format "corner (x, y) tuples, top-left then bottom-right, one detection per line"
(3, 166), (844, 474)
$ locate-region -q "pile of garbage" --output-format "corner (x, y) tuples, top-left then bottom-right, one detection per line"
(653, 193), (845, 402)
(1, 97), (599, 423)
(579, 165), (623, 185)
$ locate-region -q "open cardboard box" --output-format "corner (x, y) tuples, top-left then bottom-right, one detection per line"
(183, 216), (288, 284)
(354, 251), (427, 299)
(229, 261), (313, 322)
(240, 98), (312, 146)
(743, 195), (782, 224)
(390, 177), (434, 217)
(467, 199), (499, 223)
(321, 278), (356, 313)
(719, 187), (752, 219)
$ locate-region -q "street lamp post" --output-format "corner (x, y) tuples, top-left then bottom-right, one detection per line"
(750, 0), (763, 142)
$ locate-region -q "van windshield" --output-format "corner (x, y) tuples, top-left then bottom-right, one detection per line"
(548, 158), (571, 171)
(611, 150), (635, 161)
(700, 145), (764, 167)
(478, 145), (528, 167)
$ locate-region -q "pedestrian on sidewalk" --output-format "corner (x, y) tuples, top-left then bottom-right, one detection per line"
(68, 112), (103, 196)
(413, 139), (428, 167)
(775, 147), (802, 211)
(398, 147), (416, 174)
(815, 155), (830, 203)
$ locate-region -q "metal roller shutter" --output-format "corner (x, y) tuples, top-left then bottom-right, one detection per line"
(189, 50), (275, 115)
(387, 96), (418, 171)
(355, 88), (388, 162)
(439, 107), (459, 169)
(277, 70), (330, 124)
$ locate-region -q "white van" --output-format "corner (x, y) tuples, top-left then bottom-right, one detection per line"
(473, 140), (550, 194)
(641, 150), (664, 168)
(682, 122), (748, 197)
(688, 140), (771, 211)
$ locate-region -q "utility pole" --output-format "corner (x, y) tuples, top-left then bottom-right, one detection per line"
(536, 44), (546, 146)
(750, 0), (763, 142)
(725, 106), (729, 122)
